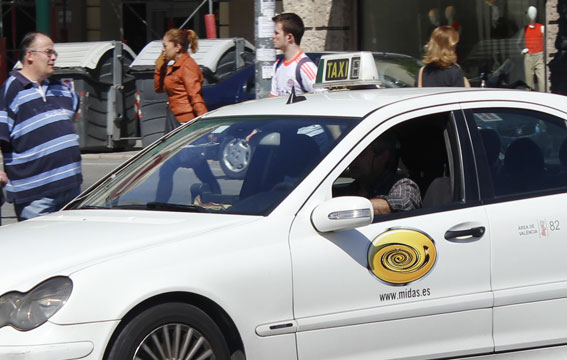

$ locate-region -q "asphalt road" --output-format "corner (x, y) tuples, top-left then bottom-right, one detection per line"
(1, 151), (139, 226)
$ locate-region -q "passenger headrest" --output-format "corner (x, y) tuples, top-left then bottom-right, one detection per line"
(504, 137), (544, 177)
(280, 134), (321, 178)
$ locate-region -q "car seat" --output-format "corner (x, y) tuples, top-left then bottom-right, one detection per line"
(239, 132), (322, 201)
(502, 137), (544, 194)
(422, 177), (452, 208)
(554, 137), (567, 188)
(559, 138), (567, 169)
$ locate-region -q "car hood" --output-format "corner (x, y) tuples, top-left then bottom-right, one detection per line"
(0, 209), (258, 293)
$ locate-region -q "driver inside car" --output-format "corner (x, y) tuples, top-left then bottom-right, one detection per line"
(337, 132), (422, 215)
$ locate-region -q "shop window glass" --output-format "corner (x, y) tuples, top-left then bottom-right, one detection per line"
(359, 0), (546, 89)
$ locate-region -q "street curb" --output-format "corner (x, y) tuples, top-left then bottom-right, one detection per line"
(1, 150), (142, 162)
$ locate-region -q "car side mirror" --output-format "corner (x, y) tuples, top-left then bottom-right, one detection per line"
(311, 196), (374, 233)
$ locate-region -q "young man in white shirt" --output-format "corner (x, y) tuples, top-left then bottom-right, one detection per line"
(270, 13), (318, 97)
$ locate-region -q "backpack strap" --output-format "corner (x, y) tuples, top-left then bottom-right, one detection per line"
(418, 66), (424, 87)
(275, 56), (315, 93)
(295, 56), (315, 93)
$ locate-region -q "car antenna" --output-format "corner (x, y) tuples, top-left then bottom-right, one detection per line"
(286, 86), (306, 104)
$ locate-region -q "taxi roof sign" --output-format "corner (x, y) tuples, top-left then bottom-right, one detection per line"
(314, 51), (381, 89)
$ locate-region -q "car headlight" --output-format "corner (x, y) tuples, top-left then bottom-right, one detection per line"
(0, 276), (73, 331)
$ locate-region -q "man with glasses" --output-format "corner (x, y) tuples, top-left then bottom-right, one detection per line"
(0, 32), (82, 222)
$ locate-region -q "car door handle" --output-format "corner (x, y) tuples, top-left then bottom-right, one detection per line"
(444, 226), (485, 242)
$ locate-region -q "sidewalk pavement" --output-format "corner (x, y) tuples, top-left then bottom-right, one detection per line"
(0, 150), (141, 162)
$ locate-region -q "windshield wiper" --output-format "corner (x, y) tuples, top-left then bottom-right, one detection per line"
(76, 205), (108, 209)
(75, 203), (205, 212)
(145, 202), (204, 212)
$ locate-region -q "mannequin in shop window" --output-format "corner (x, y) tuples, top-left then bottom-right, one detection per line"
(429, 8), (441, 28)
(485, 0), (517, 39)
(445, 6), (461, 63)
(445, 6), (461, 34)
(521, 6), (545, 91)
(424, 9), (442, 49)
(485, 0), (504, 38)
(428, 8), (442, 36)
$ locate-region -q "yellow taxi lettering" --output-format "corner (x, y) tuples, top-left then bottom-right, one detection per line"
(338, 61), (346, 78)
(330, 62), (337, 79)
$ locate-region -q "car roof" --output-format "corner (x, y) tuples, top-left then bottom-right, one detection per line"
(131, 38), (254, 71)
(203, 87), (567, 119)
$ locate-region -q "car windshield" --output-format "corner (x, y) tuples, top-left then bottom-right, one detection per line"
(374, 55), (422, 88)
(69, 116), (359, 215)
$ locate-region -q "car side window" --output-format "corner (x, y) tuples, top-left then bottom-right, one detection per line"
(332, 111), (464, 219)
(473, 108), (567, 197)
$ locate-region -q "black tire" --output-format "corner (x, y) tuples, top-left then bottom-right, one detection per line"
(219, 137), (252, 179)
(106, 302), (230, 360)
(140, 109), (167, 147)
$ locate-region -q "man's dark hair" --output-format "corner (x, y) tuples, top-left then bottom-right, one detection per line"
(371, 131), (400, 171)
(19, 32), (46, 62)
(371, 132), (399, 154)
(272, 12), (305, 45)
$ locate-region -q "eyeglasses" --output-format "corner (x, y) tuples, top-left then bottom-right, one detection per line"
(29, 49), (58, 57)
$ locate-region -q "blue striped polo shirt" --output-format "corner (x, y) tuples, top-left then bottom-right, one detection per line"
(0, 71), (82, 204)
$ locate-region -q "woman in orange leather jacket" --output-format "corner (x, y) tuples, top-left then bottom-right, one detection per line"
(154, 28), (208, 133)
(153, 28), (220, 200)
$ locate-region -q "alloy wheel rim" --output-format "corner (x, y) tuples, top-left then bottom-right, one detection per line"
(133, 323), (215, 360)
(222, 138), (251, 172)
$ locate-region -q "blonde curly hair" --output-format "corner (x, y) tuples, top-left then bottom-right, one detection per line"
(423, 26), (459, 69)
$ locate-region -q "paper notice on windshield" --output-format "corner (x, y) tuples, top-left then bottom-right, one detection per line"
(258, 16), (274, 38)
(474, 113), (503, 122)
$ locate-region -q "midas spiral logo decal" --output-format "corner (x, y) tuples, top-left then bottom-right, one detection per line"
(368, 228), (437, 285)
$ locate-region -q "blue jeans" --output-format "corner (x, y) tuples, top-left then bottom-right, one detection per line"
(155, 148), (220, 203)
(14, 186), (81, 222)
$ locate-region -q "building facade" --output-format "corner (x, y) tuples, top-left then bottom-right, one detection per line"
(1, 0), (566, 93)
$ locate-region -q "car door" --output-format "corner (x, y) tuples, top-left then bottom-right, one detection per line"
(464, 104), (567, 353)
(289, 107), (493, 360)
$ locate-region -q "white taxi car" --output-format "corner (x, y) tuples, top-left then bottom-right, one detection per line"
(1, 53), (566, 360)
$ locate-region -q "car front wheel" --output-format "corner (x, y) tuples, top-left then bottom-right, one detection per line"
(106, 302), (230, 360)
